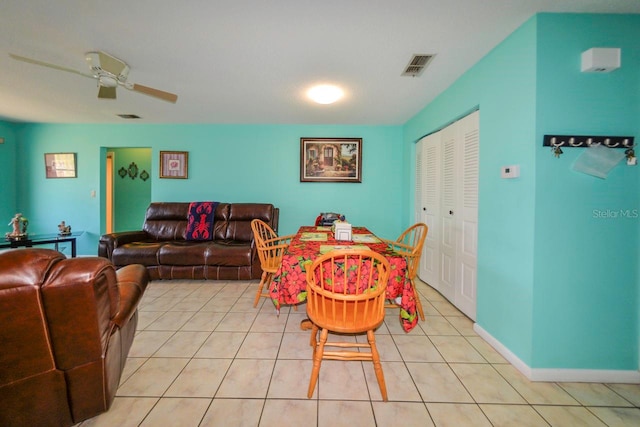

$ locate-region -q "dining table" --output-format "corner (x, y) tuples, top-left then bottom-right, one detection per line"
(269, 225), (419, 332)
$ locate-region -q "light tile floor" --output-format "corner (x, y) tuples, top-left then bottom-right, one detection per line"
(80, 279), (640, 427)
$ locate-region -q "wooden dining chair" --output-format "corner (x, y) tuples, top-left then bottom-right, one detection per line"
(305, 249), (391, 401)
(382, 223), (428, 321)
(250, 219), (294, 308)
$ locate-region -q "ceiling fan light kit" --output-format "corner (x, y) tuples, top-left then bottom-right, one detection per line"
(10, 50), (178, 104)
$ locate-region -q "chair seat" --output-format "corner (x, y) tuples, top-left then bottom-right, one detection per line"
(307, 300), (385, 333)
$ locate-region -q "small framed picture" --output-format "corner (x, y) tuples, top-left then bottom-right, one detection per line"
(300, 138), (362, 183)
(45, 153), (77, 178)
(160, 151), (188, 179)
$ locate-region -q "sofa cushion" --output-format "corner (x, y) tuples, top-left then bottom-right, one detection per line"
(205, 241), (253, 266)
(112, 242), (164, 266)
(0, 250), (64, 385)
(158, 242), (209, 265)
(223, 203), (276, 242)
(143, 203), (189, 241)
(213, 203), (231, 240)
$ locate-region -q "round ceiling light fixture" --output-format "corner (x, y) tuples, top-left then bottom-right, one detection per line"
(307, 84), (344, 104)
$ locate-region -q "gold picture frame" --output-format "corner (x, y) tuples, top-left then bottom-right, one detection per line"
(44, 153), (77, 178)
(300, 138), (362, 183)
(160, 151), (189, 179)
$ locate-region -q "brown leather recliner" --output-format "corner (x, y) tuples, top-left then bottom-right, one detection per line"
(0, 249), (149, 427)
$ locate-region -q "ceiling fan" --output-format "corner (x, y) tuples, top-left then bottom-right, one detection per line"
(9, 51), (178, 103)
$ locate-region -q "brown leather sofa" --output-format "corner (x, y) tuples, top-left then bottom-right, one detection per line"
(98, 202), (279, 280)
(0, 248), (149, 427)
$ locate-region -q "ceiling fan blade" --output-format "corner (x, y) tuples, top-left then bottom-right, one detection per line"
(98, 86), (117, 99)
(9, 53), (94, 78)
(130, 83), (178, 103)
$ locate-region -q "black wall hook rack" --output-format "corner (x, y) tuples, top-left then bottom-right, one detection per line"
(543, 135), (634, 148)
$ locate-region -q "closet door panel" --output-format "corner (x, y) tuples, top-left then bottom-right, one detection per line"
(438, 126), (457, 301)
(418, 133), (440, 286)
(455, 110), (479, 320)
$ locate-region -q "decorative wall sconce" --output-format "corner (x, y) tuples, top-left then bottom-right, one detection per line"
(128, 162), (138, 179)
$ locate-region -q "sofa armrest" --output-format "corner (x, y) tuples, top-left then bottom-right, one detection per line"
(112, 264), (149, 328)
(98, 231), (150, 259)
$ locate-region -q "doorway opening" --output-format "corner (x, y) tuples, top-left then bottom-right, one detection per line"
(103, 147), (152, 234)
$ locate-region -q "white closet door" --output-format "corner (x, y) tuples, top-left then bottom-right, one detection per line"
(416, 110), (479, 320)
(455, 110), (479, 320)
(415, 140), (423, 224)
(418, 133), (440, 287)
(438, 125), (457, 302)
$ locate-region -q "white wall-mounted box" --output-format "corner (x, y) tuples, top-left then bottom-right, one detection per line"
(501, 165), (520, 179)
(581, 48), (620, 73)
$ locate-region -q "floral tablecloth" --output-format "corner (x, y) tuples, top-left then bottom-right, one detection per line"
(270, 226), (418, 332)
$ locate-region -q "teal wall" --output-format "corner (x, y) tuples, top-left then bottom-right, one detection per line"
(405, 17), (539, 365)
(0, 122), (17, 226)
(13, 124), (404, 255)
(532, 14), (639, 370)
(109, 147), (152, 231)
(405, 13), (639, 371)
(0, 121), (17, 226)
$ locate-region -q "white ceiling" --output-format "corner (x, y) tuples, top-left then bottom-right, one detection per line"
(1, 1), (639, 125)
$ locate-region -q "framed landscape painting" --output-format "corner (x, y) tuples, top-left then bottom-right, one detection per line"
(300, 137), (362, 183)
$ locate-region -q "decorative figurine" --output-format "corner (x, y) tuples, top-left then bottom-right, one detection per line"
(6, 213), (28, 240)
(58, 221), (72, 235)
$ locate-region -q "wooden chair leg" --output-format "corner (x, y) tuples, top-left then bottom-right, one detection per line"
(367, 330), (388, 401)
(309, 323), (319, 348)
(253, 271), (267, 307)
(253, 273), (265, 307)
(254, 271), (274, 308)
(308, 328), (328, 398)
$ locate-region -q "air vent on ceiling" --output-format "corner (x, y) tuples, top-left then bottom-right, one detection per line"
(117, 114), (141, 119)
(402, 54), (434, 77)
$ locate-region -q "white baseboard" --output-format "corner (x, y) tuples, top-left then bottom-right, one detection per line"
(473, 323), (640, 384)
